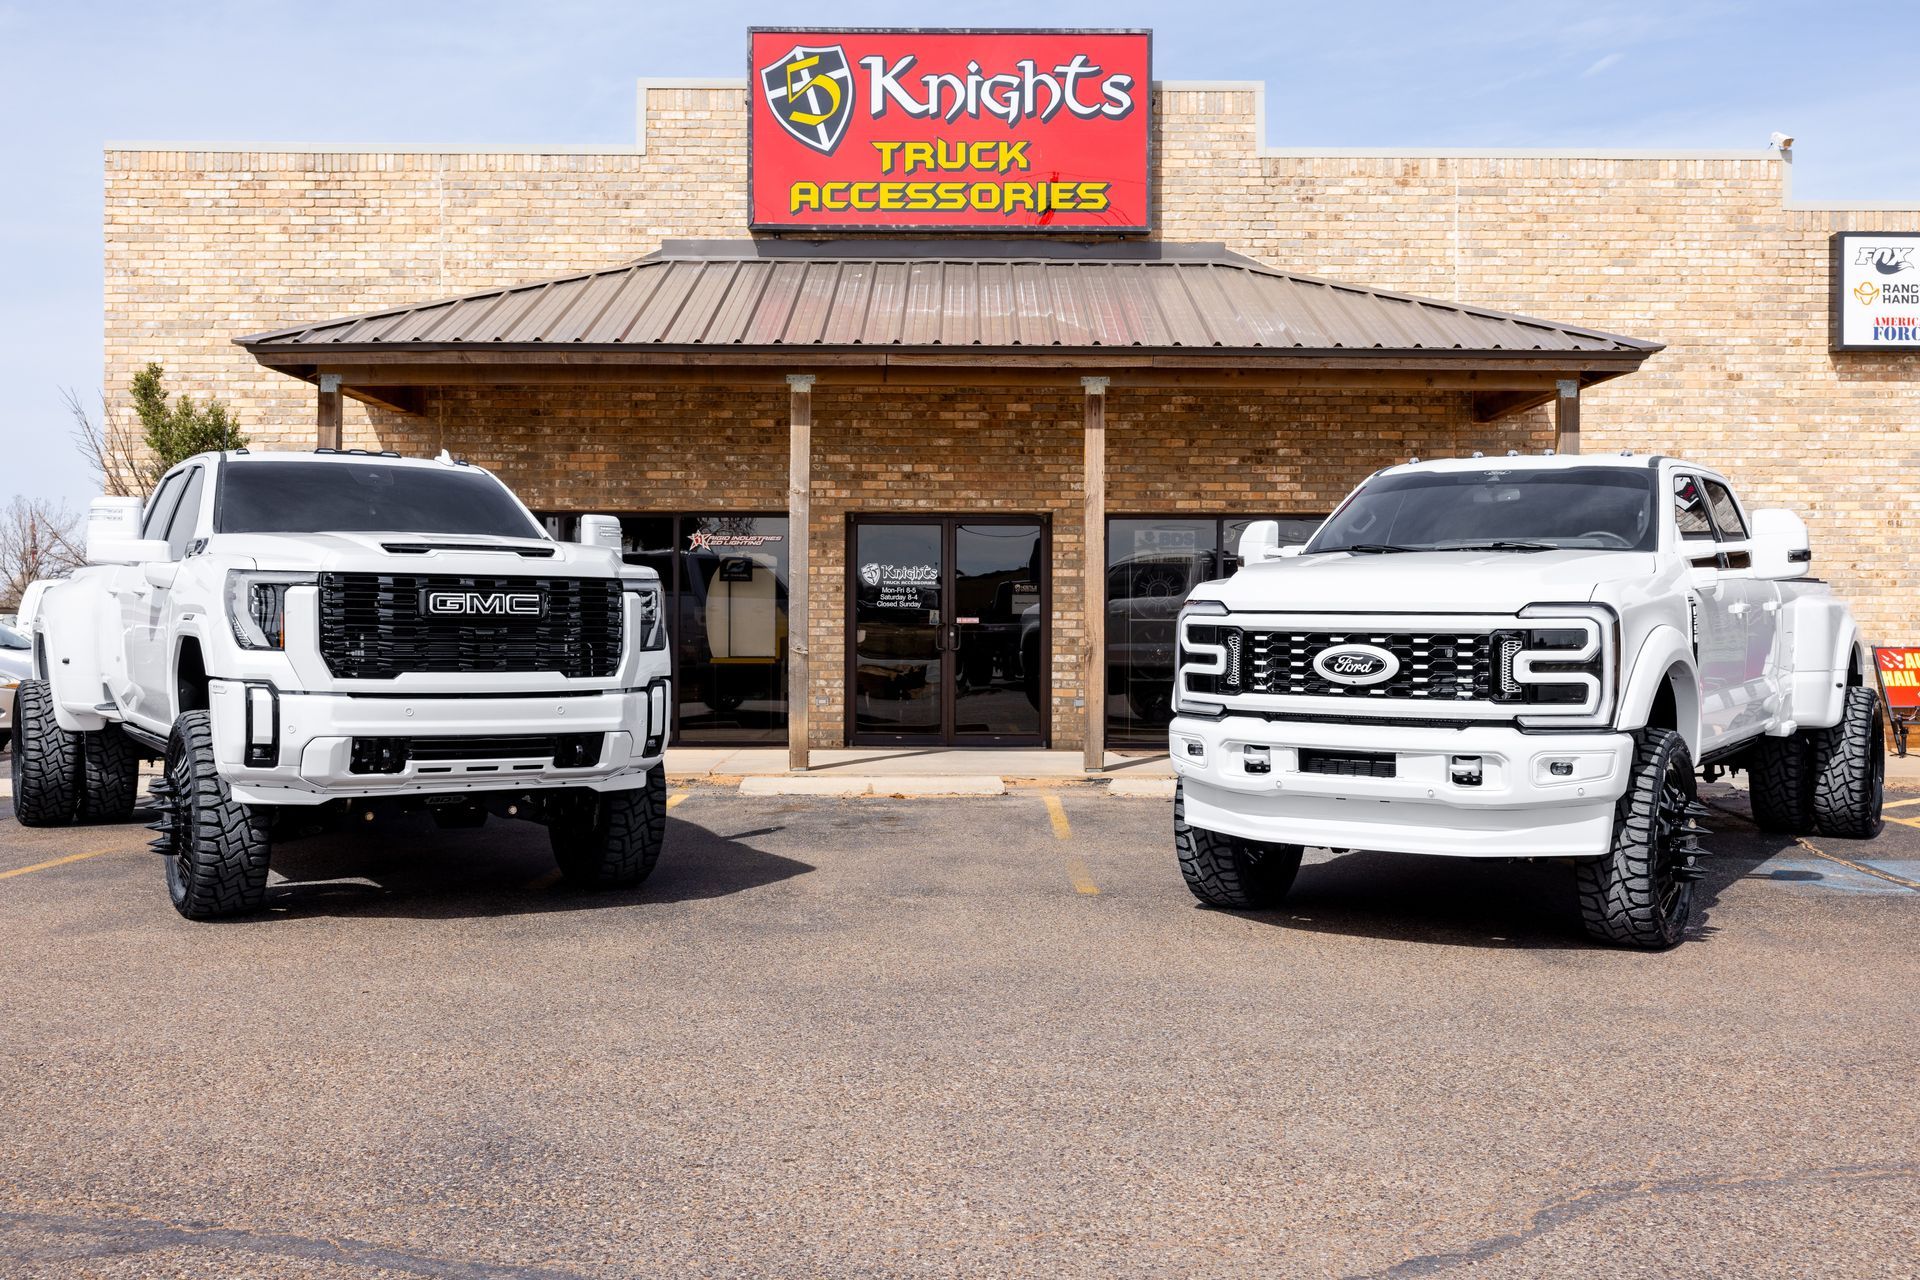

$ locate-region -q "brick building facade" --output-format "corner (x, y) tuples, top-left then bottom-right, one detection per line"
(104, 80), (1918, 756)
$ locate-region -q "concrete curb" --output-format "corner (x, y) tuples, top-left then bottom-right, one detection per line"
(1108, 778), (1178, 799)
(739, 775), (1007, 797)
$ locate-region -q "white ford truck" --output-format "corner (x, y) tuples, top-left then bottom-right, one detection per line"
(1170, 454), (1884, 948)
(11, 449), (672, 919)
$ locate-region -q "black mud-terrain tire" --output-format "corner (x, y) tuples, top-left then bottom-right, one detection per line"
(1174, 779), (1304, 909)
(1811, 687), (1885, 839)
(157, 711), (272, 920)
(75, 725), (141, 824)
(549, 767), (666, 889)
(1747, 732), (1814, 834)
(1577, 728), (1696, 949)
(10, 679), (79, 827)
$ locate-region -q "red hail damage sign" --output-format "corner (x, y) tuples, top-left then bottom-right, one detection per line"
(748, 27), (1152, 233)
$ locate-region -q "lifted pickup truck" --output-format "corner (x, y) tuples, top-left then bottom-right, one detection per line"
(12, 449), (671, 919)
(1170, 454), (1884, 949)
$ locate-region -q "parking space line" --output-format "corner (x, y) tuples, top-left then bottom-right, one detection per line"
(667, 791), (689, 810)
(1883, 797), (1920, 810)
(1043, 794), (1071, 840)
(0, 849), (127, 881)
(1795, 837), (1920, 892)
(1886, 814), (1920, 830)
(1042, 795), (1100, 895)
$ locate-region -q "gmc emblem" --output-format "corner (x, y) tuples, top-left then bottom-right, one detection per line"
(420, 589), (544, 618)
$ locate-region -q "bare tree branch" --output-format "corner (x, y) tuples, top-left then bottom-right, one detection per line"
(0, 497), (86, 612)
(64, 385), (157, 497)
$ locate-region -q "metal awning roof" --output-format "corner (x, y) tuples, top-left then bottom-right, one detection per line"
(239, 239), (1659, 361)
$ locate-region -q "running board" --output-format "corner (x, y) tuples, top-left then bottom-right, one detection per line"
(120, 724), (168, 754)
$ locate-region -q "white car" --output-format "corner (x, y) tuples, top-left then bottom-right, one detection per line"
(0, 620), (33, 751)
(1169, 453), (1883, 949)
(12, 450), (672, 919)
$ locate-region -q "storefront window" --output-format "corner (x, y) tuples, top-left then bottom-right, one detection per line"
(539, 512), (790, 745)
(1106, 515), (1324, 745)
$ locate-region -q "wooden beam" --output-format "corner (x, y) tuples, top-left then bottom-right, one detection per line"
(1555, 378), (1582, 454)
(1472, 389), (1556, 422)
(786, 374), (814, 773)
(279, 359), (1595, 395)
(317, 374), (343, 449)
(345, 385), (427, 416)
(1082, 376), (1108, 773)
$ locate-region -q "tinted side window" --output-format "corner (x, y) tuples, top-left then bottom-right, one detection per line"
(1703, 480), (1748, 539)
(141, 473), (183, 540)
(1673, 474), (1714, 541)
(165, 467), (206, 559)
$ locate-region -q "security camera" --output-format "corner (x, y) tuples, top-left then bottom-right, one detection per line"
(1770, 131), (1794, 150)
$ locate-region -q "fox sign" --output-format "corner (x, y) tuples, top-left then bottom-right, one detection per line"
(748, 28), (1152, 233)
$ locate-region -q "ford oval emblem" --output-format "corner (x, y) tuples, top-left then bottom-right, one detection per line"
(1313, 643), (1400, 687)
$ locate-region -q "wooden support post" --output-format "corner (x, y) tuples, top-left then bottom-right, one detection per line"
(787, 374), (814, 773)
(317, 374), (343, 450)
(1082, 376), (1109, 773)
(1554, 378), (1581, 455)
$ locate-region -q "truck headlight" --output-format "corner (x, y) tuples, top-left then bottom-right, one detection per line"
(1174, 599), (1231, 716)
(1497, 603), (1619, 727)
(225, 571), (315, 651)
(622, 580), (667, 651)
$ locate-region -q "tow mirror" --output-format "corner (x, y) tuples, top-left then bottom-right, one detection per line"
(1687, 562), (1721, 591)
(142, 561), (180, 589)
(1750, 508), (1811, 580)
(577, 514), (622, 550)
(1237, 520), (1286, 565)
(85, 495), (165, 565)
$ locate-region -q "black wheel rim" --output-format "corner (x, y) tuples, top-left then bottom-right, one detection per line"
(1651, 753), (1693, 927)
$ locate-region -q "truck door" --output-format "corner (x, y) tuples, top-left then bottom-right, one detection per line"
(124, 465), (204, 727)
(115, 470), (185, 721)
(1700, 476), (1783, 735)
(1674, 471), (1745, 749)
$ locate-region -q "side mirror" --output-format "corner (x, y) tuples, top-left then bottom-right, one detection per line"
(577, 514), (622, 550)
(1237, 520), (1285, 565)
(1750, 508), (1811, 580)
(143, 561), (180, 589)
(1278, 544), (1304, 559)
(85, 495), (154, 565)
(1687, 562), (1721, 591)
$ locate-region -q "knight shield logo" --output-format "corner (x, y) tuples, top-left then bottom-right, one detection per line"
(760, 43), (853, 155)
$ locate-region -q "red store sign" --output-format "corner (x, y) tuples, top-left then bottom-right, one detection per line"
(748, 27), (1152, 233)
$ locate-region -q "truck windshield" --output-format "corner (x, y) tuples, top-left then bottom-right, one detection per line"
(215, 461), (545, 538)
(0, 622), (28, 650)
(1307, 467), (1657, 554)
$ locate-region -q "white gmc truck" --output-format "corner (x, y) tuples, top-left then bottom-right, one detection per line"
(11, 449), (672, 919)
(1170, 454), (1885, 949)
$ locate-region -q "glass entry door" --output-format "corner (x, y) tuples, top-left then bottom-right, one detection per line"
(850, 516), (1048, 746)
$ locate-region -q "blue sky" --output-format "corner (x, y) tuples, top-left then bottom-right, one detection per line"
(2, 0), (1915, 511)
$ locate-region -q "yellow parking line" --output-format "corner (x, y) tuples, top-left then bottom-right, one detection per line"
(667, 791), (689, 810)
(1883, 797), (1920, 810)
(0, 849), (126, 881)
(1043, 795), (1100, 895)
(1886, 814), (1920, 830)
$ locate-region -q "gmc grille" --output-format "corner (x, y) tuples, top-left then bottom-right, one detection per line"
(318, 573), (622, 679)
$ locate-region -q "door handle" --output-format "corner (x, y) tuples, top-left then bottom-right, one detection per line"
(1727, 602), (1749, 616)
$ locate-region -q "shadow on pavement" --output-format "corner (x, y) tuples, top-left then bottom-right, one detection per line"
(1218, 806), (1797, 951)
(184, 811), (812, 923)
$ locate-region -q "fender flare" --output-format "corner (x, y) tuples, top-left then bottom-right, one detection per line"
(33, 583), (112, 732)
(1617, 625), (1701, 757)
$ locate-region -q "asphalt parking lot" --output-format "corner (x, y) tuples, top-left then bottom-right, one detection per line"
(1, 763), (1917, 1278)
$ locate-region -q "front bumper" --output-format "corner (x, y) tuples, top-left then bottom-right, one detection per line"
(1168, 714), (1634, 859)
(207, 679), (670, 806)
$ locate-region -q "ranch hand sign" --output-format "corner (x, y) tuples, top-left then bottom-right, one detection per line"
(748, 27), (1152, 233)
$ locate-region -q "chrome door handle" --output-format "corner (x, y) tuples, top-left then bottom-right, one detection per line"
(1727, 602), (1749, 615)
